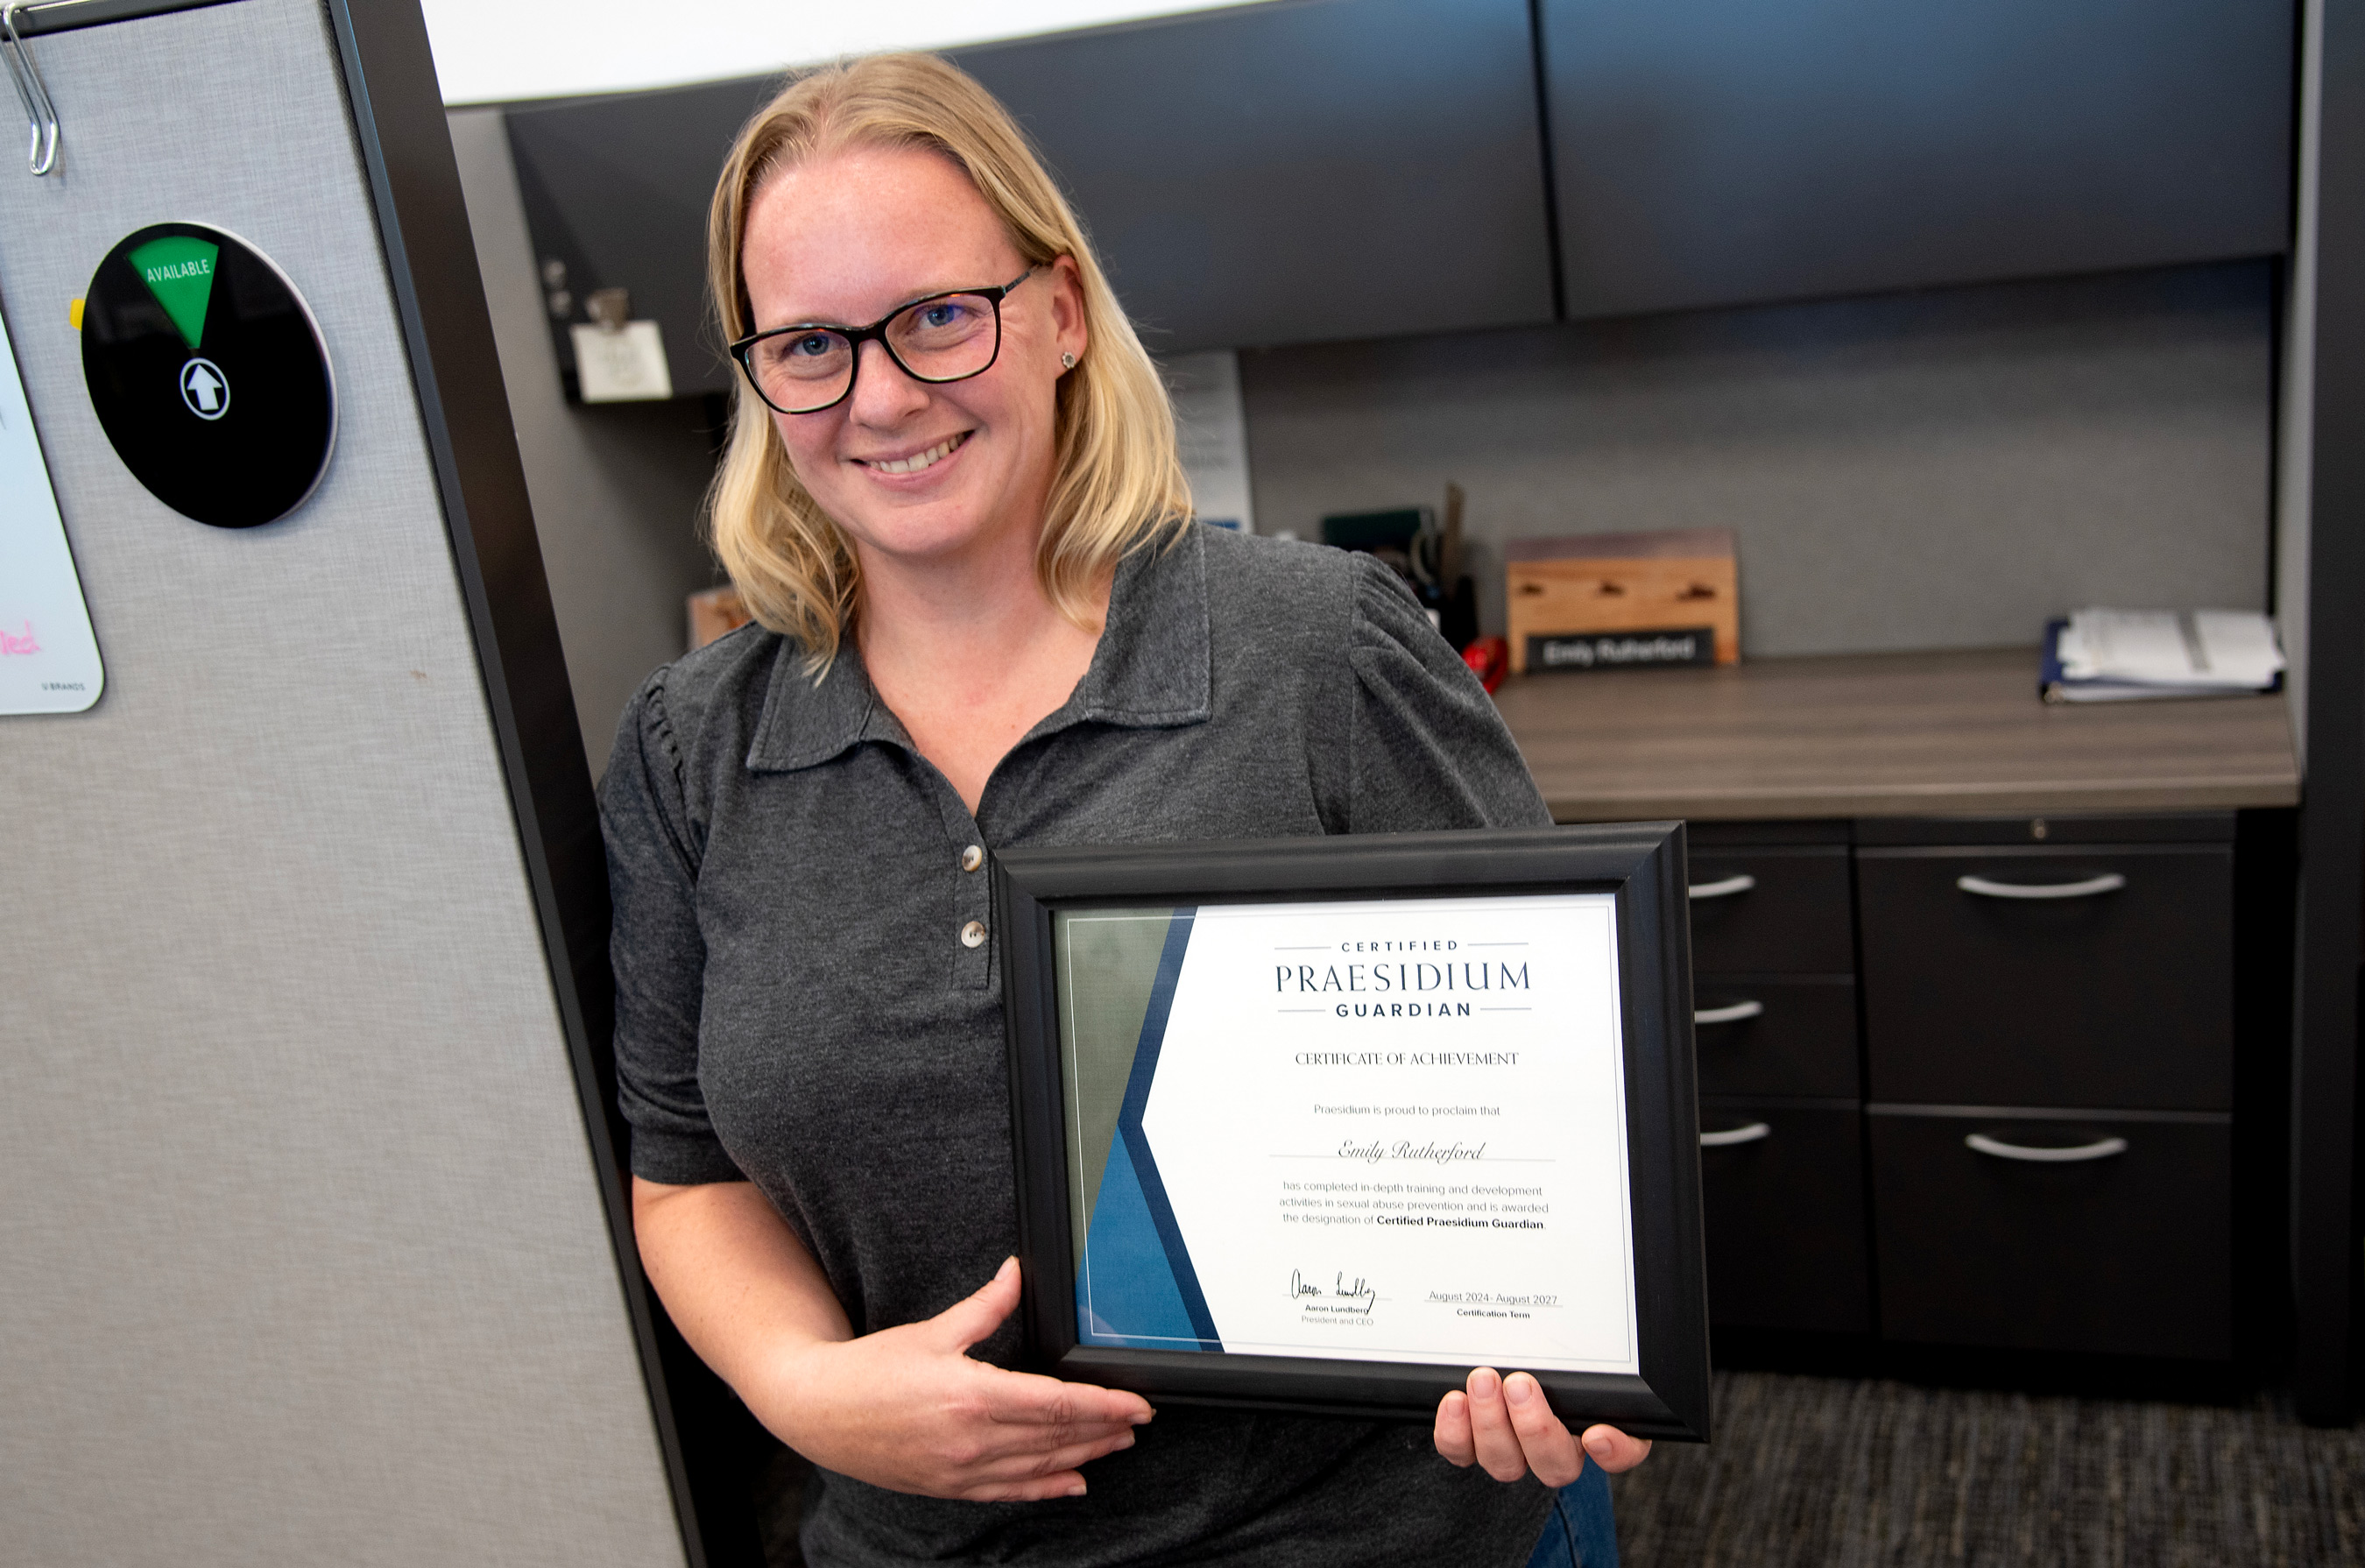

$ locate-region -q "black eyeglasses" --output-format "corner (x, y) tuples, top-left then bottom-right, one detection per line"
(730, 265), (1037, 415)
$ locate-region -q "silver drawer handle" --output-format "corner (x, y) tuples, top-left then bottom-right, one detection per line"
(1966, 1132), (2128, 1163)
(1956, 872), (2127, 901)
(1693, 999), (1765, 1025)
(1689, 873), (1757, 901)
(1700, 1122), (1771, 1148)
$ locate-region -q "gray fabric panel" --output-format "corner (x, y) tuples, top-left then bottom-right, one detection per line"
(0, 4), (685, 1565)
(1241, 263), (2274, 658)
(2275, 3), (2326, 763)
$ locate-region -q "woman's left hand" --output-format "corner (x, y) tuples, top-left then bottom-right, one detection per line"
(1433, 1367), (1652, 1487)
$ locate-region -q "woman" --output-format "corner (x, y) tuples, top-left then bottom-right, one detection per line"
(600, 52), (1649, 1567)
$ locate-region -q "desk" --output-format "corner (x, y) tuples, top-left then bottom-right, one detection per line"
(1492, 646), (2299, 823)
(1493, 646), (2296, 1355)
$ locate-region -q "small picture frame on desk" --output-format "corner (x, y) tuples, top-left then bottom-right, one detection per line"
(992, 825), (1712, 1441)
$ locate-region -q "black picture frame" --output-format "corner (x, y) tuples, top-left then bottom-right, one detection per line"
(993, 823), (1711, 1443)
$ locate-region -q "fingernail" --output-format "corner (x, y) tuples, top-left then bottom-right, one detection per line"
(1585, 1431), (1611, 1458)
(1505, 1374), (1533, 1405)
(1066, 1481), (1087, 1497)
(1470, 1367), (1500, 1396)
(1117, 1432), (1136, 1450)
(1001, 1256), (1019, 1279)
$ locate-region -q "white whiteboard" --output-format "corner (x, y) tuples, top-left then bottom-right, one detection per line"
(0, 300), (102, 714)
(1165, 349), (1256, 533)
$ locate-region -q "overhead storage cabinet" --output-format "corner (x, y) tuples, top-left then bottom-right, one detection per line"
(954, 0), (1558, 354)
(508, 1), (2293, 390)
(505, 0), (1562, 396)
(1539, 0), (2295, 319)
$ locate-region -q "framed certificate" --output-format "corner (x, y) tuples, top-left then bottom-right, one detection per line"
(994, 824), (1710, 1442)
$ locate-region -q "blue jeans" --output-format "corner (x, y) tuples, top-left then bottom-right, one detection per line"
(1524, 1456), (1618, 1568)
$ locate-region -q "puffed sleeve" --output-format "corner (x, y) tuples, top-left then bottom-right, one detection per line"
(598, 669), (747, 1185)
(1345, 553), (1552, 834)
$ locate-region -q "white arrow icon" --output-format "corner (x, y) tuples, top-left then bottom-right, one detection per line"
(180, 357), (230, 421)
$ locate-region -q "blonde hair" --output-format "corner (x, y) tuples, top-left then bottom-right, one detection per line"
(705, 53), (1191, 667)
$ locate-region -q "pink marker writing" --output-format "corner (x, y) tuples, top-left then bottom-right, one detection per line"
(0, 620), (40, 655)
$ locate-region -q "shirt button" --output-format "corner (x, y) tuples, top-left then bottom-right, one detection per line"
(961, 920), (987, 949)
(961, 844), (985, 872)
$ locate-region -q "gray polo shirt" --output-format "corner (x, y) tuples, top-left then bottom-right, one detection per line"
(602, 523), (1557, 1566)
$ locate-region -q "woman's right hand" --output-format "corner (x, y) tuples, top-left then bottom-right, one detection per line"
(745, 1255), (1155, 1501)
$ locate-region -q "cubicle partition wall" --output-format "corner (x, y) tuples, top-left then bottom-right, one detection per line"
(2288, 0), (2365, 1426)
(0, 1), (711, 1560)
(487, 0), (2357, 1419)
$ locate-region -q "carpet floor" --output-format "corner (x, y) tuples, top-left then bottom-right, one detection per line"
(753, 1369), (2365, 1564)
(1609, 1370), (2365, 1567)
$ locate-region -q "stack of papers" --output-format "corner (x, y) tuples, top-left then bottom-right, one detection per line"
(2041, 609), (2284, 703)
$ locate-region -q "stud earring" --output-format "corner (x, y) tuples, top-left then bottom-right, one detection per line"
(1061, 352), (1077, 370)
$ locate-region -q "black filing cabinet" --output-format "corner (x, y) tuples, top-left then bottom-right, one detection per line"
(1857, 815), (2237, 1360)
(1866, 1106), (2232, 1358)
(1690, 823), (1870, 1333)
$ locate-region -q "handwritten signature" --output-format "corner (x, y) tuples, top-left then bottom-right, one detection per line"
(1289, 1268), (1376, 1314)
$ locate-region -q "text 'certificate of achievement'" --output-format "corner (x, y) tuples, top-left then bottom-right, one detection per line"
(997, 827), (1711, 1440)
(1058, 896), (1636, 1375)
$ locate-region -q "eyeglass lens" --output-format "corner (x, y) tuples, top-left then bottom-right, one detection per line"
(746, 293), (1001, 413)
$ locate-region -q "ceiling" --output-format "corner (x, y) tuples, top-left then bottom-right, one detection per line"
(423, 0), (1267, 104)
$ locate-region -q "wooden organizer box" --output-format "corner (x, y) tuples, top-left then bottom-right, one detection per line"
(1506, 528), (1740, 674)
(688, 584), (752, 651)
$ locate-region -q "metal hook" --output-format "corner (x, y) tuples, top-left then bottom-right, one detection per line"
(1, 2), (60, 178)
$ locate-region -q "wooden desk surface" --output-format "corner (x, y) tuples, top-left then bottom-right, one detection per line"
(1492, 646), (2299, 822)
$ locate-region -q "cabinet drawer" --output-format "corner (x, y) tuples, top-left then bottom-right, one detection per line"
(1693, 978), (1859, 1098)
(1858, 845), (2232, 1110)
(1698, 1100), (1869, 1333)
(1868, 1107), (2230, 1360)
(1688, 849), (1853, 974)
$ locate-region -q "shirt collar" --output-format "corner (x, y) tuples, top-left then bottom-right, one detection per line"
(746, 523), (1212, 774)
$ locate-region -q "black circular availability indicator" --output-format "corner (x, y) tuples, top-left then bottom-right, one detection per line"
(81, 222), (335, 529)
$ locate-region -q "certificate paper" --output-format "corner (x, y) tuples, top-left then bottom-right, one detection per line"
(1056, 893), (1639, 1375)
